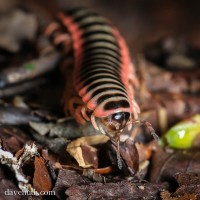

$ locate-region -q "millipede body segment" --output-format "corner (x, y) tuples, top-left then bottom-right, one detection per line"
(45, 7), (140, 134)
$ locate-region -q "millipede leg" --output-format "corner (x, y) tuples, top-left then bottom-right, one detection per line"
(67, 96), (82, 116)
(75, 105), (87, 124)
(91, 114), (99, 130)
(81, 107), (90, 121)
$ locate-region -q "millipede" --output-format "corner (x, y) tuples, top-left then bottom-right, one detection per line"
(45, 7), (143, 138)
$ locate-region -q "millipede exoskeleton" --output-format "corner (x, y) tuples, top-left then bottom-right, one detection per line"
(45, 7), (142, 138)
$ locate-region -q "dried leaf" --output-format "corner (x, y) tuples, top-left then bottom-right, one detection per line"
(119, 139), (139, 175)
(0, 126), (32, 151)
(82, 169), (106, 183)
(67, 135), (109, 168)
(174, 173), (200, 198)
(53, 169), (91, 199)
(0, 52), (60, 87)
(81, 144), (98, 169)
(65, 180), (168, 200)
(106, 139), (139, 175)
(149, 145), (200, 183)
(160, 172), (200, 199)
(30, 118), (100, 139)
(0, 142), (38, 192)
(2, 136), (23, 154)
(29, 121), (52, 136)
(33, 156), (52, 192)
(15, 146), (25, 159)
(161, 190), (197, 200)
(0, 78), (46, 98)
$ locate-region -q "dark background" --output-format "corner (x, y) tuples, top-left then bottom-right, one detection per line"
(19, 0), (200, 55)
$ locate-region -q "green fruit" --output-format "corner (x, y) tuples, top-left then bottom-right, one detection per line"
(161, 114), (200, 149)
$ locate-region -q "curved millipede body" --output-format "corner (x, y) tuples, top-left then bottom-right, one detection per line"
(45, 7), (140, 135)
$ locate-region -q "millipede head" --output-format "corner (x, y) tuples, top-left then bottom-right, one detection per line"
(99, 112), (130, 138)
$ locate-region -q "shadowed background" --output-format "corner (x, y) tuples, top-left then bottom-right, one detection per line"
(14, 0), (200, 55)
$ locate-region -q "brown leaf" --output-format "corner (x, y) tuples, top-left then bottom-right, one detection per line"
(66, 135), (109, 168)
(33, 156), (52, 193)
(2, 136), (22, 154)
(15, 146), (25, 159)
(175, 172), (200, 185)
(0, 106), (41, 125)
(161, 190), (197, 200)
(81, 144), (98, 169)
(65, 180), (168, 200)
(0, 126), (32, 154)
(149, 145), (200, 183)
(119, 139), (139, 174)
(173, 173), (200, 199)
(41, 149), (58, 165)
(53, 169), (92, 199)
(107, 139), (139, 175)
(160, 173), (200, 199)
(82, 169), (106, 183)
